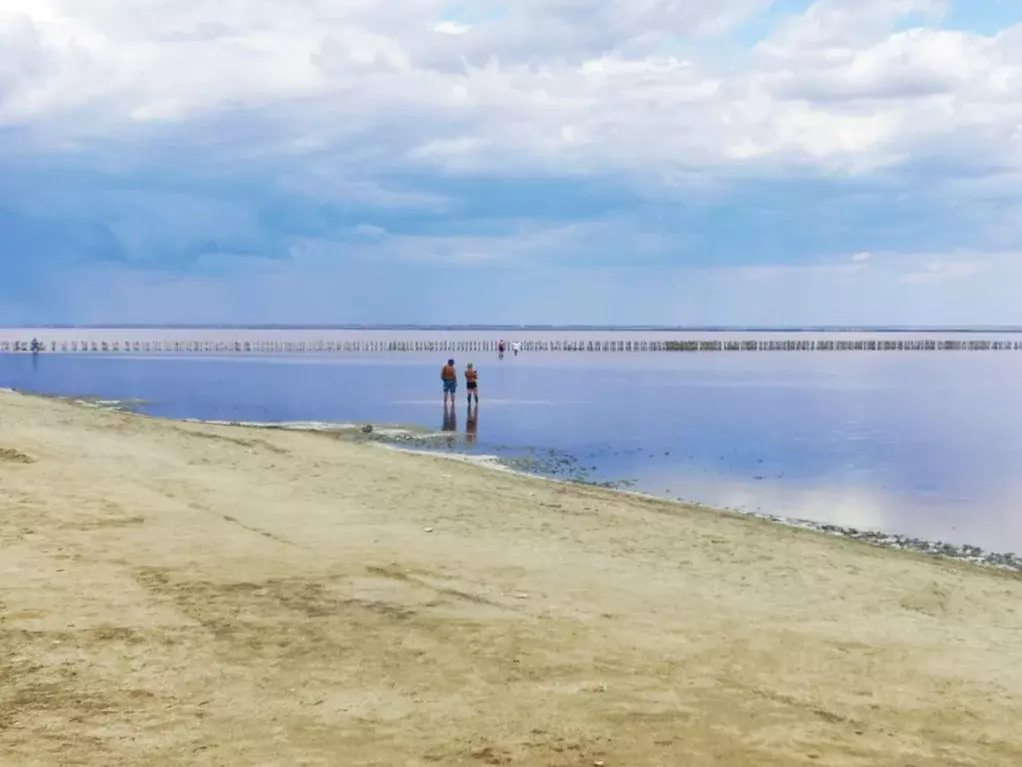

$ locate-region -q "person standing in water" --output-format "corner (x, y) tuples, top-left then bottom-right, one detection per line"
(512, 340), (520, 357)
(441, 358), (457, 406)
(498, 340), (505, 359)
(464, 362), (479, 404)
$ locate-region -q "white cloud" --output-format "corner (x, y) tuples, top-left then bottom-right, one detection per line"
(761, 0), (947, 53)
(432, 21), (470, 36)
(901, 259), (994, 283)
(851, 252), (873, 262)
(0, 0), (1020, 195)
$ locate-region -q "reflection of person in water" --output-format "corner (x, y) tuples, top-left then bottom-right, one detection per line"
(465, 402), (478, 444)
(442, 401), (457, 446)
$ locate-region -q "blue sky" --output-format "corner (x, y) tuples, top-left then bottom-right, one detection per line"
(1, 0), (1021, 326)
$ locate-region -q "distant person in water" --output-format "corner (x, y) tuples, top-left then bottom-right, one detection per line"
(498, 340), (505, 359)
(464, 362), (479, 404)
(512, 341), (520, 356)
(441, 358), (457, 405)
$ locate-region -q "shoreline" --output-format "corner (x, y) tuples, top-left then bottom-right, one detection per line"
(2, 387), (1021, 764)
(381, 442), (1022, 574)
(15, 388), (1022, 574)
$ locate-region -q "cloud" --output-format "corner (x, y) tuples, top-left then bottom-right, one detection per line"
(277, 172), (453, 210)
(761, 0), (948, 53)
(2, 0), (1018, 177)
(432, 21), (471, 36)
(901, 259), (995, 283)
(1, 0), (1022, 325)
(17, 244), (1020, 328)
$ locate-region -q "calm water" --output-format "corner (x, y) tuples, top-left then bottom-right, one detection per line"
(3, 349), (1022, 552)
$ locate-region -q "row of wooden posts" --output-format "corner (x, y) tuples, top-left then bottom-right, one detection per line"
(3, 338), (1022, 353)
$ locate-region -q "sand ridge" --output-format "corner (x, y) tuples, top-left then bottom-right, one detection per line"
(1, 389), (1021, 765)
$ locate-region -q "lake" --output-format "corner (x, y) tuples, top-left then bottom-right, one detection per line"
(3, 344), (1022, 553)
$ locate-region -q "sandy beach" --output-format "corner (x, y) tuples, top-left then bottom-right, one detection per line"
(2, 390), (1021, 766)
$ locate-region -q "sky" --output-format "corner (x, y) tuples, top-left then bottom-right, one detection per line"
(1, 0), (1021, 326)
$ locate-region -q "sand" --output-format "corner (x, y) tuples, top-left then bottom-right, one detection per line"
(1, 390), (1021, 766)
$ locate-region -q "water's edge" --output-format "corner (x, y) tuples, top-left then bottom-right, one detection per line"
(382, 443), (1022, 574)
(36, 391), (1018, 575)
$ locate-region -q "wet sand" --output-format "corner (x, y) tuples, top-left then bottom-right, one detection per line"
(1, 389), (1021, 766)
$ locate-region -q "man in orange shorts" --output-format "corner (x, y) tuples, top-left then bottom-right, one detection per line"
(441, 358), (457, 406)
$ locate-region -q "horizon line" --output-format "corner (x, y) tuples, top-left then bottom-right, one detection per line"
(4, 324), (1022, 333)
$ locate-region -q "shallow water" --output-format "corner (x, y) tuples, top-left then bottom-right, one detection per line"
(3, 348), (1022, 552)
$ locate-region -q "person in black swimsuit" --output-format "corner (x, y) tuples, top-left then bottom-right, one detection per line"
(464, 362), (479, 404)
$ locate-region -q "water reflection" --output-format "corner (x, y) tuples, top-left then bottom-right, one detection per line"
(441, 402), (457, 446)
(466, 403), (478, 445)
(640, 467), (1022, 553)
